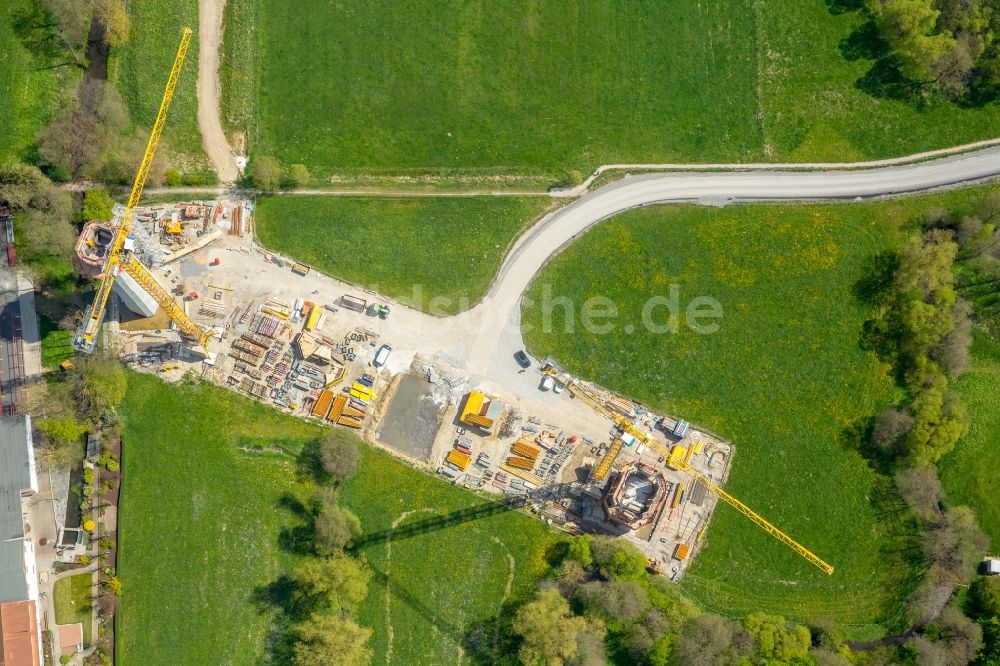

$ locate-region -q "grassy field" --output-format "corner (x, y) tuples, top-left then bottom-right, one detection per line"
(220, 0), (1000, 182)
(0, 0), (78, 161)
(39, 315), (73, 369)
(222, 0), (760, 181)
(113, 0), (205, 168)
(116, 373), (321, 664)
(940, 332), (1000, 546)
(340, 449), (565, 664)
(53, 573), (93, 646)
(522, 189), (994, 631)
(758, 3), (1000, 161)
(117, 372), (561, 664)
(254, 196), (553, 313)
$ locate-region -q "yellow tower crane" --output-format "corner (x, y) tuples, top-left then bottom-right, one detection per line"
(546, 368), (835, 575)
(73, 28), (214, 354)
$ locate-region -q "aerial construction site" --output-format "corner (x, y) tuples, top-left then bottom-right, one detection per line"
(74, 191), (741, 575)
(70, 28), (833, 582)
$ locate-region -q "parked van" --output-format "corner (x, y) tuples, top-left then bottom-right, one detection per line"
(373, 344), (392, 368)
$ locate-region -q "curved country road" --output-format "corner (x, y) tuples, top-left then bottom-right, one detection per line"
(203, 145), (1000, 400)
(460, 146), (1000, 392)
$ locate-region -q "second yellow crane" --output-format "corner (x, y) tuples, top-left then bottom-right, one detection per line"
(546, 367), (835, 576)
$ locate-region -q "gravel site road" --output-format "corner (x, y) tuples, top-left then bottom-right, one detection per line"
(197, 0), (238, 182)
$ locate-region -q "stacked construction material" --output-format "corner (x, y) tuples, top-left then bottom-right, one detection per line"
(198, 299), (227, 319)
(328, 394), (347, 422)
(446, 449), (471, 470)
(230, 349), (261, 366)
(234, 337), (266, 357)
(260, 298), (292, 320)
(312, 389), (335, 418)
(506, 437), (540, 470)
(505, 455), (536, 471)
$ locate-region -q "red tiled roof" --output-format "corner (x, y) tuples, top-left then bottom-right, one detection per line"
(0, 601), (40, 666)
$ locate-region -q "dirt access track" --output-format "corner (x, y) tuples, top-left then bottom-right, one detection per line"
(197, 0), (238, 182)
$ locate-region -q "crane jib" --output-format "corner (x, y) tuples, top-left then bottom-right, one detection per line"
(73, 28), (205, 354)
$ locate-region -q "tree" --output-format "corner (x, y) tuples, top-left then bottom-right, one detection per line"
(868, 0), (957, 82)
(288, 163), (311, 188)
(512, 587), (587, 666)
(251, 156), (282, 191)
(0, 163), (47, 210)
(576, 580), (649, 623)
(929, 300), (973, 378)
(96, 593), (119, 617)
(811, 648), (851, 666)
(556, 559), (586, 591)
(105, 576), (122, 596)
(930, 34), (977, 100)
(625, 609), (671, 662)
(810, 617), (846, 652)
(41, 0), (91, 64)
(292, 614), (372, 666)
(290, 557), (369, 616)
(923, 506), (990, 584)
(904, 372), (969, 466)
(16, 183), (76, 279)
(314, 503), (363, 554)
(565, 535), (593, 568)
(590, 536), (647, 580)
(895, 466), (943, 520)
(39, 79), (129, 179)
(82, 188), (115, 221)
(36, 417), (88, 463)
(673, 614), (751, 666)
(743, 613), (812, 663)
(573, 623), (608, 666)
(71, 356), (127, 423)
(319, 430), (360, 485)
(973, 575), (1000, 616)
(912, 607), (983, 665)
(873, 406), (914, 453)
(93, 0), (131, 48)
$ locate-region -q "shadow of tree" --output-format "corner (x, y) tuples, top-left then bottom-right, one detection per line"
(856, 58), (923, 103)
(275, 492), (319, 556)
(852, 250), (900, 306)
(250, 575), (299, 666)
(826, 0), (865, 14)
(295, 438), (331, 486)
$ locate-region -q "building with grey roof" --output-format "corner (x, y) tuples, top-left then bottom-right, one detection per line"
(0, 415), (38, 604)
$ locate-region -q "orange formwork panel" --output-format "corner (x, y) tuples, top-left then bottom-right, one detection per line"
(327, 394), (347, 422)
(312, 390), (334, 418)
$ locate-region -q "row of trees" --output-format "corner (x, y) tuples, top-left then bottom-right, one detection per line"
(863, 226), (976, 466)
(14, 0), (207, 187)
(514, 534), (848, 666)
(866, 0), (1000, 100)
(31, 352), (126, 466)
(0, 163), (78, 289)
(857, 193), (999, 664)
(278, 429), (371, 666)
(249, 156), (311, 191)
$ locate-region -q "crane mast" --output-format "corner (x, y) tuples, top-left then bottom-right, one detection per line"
(548, 369), (835, 575)
(74, 28), (210, 353)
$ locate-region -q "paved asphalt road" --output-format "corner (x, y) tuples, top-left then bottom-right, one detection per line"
(463, 146), (1000, 393)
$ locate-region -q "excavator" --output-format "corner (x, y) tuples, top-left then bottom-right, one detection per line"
(73, 27), (214, 354)
(543, 366), (835, 575)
